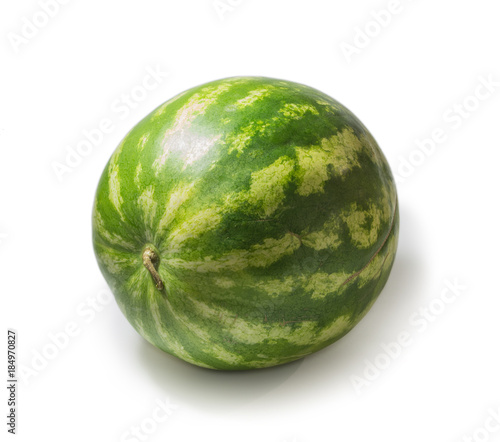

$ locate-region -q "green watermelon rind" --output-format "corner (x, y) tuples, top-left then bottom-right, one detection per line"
(92, 76), (399, 370)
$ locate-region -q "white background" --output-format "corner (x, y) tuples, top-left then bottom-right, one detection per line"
(1, 1), (500, 441)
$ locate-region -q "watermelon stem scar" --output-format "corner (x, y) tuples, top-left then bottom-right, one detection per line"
(142, 246), (164, 291)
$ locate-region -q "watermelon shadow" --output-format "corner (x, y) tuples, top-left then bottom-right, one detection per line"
(137, 339), (303, 410)
(275, 202), (427, 398)
(137, 203), (422, 407)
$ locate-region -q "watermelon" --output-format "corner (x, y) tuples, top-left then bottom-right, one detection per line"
(92, 76), (399, 370)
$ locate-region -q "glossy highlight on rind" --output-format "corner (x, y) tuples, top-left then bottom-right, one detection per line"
(92, 76), (399, 370)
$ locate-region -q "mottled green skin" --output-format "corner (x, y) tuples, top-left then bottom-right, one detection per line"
(92, 77), (398, 370)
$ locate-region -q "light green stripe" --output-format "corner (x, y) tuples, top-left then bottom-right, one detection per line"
(221, 155), (295, 217)
(233, 87), (272, 109)
(278, 102), (319, 119)
(255, 270), (352, 301)
(95, 244), (138, 276)
(314, 315), (351, 342)
(226, 121), (270, 155)
(92, 209), (135, 250)
(225, 102), (319, 156)
(134, 163), (142, 188)
(152, 90), (190, 118)
(341, 202), (388, 249)
(244, 156), (295, 217)
(295, 127), (365, 196)
(137, 186), (158, 231)
(358, 230), (397, 288)
(168, 233), (301, 273)
(149, 297), (213, 368)
(306, 272), (351, 300)
(301, 217), (342, 251)
(255, 275), (296, 298)
(137, 133), (149, 151)
(189, 297), (351, 348)
(125, 268), (146, 298)
(165, 206), (223, 253)
(154, 83), (234, 171)
(157, 181), (197, 235)
(167, 302), (244, 366)
(108, 162), (125, 221)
